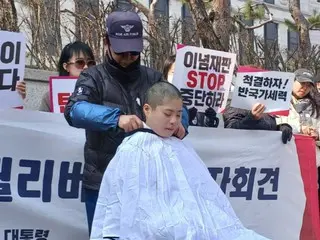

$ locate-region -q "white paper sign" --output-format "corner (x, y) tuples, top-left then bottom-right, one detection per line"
(173, 46), (237, 113)
(49, 76), (77, 113)
(0, 31), (26, 109)
(231, 71), (295, 112)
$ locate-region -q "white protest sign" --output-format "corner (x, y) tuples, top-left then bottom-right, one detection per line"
(231, 71), (295, 112)
(49, 76), (77, 113)
(173, 45), (236, 113)
(0, 31), (26, 109)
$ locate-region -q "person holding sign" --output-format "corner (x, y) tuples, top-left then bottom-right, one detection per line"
(0, 30), (26, 109)
(224, 67), (293, 144)
(276, 69), (320, 165)
(91, 81), (269, 240)
(163, 54), (221, 127)
(39, 41), (96, 112)
(64, 11), (189, 235)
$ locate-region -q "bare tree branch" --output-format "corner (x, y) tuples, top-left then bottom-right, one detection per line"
(127, 0), (149, 18)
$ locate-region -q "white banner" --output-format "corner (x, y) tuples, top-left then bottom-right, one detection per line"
(173, 45), (237, 113)
(0, 110), (306, 240)
(231, 71), (295, 113)
(0, 31), (26, 109)
(49, 76), (77, 113)
(0, 110), (87, 240)
(187, 127), (305, 240)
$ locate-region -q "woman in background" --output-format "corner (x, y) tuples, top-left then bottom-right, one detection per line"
(163, 54), (176, 84)
(39, 41), (96, 112)
(276, 68), (320, 164)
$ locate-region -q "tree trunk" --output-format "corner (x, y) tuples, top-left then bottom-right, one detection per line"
(185, 0), (224, 51)
(0, 0), (18, 32)
(238, 28), (255, 65)
(289, 0), (311, 68)
(128, 0), (173, 71)
(211, 0), (231, 51)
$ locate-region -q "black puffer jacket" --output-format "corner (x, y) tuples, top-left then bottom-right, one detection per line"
(65, 60), (163, 190)
(223, 106), (277, 130)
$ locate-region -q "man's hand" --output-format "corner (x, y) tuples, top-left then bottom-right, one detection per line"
(118, 115), (143, 132)
(173, 122), (186, 139)
(251, 103), (265, 120)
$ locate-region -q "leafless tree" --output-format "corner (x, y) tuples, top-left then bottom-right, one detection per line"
(18, 0), (62, 70)
(127, 0), (182, 71)
(0, 0), (18, 32)
(288, 0), (311, 68)
(2, 0), (319, 75)
(61, 0), (116, 63)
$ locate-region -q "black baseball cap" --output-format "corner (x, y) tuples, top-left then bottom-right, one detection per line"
(294, 68), (315, 85)
(106, 11), (143, 53)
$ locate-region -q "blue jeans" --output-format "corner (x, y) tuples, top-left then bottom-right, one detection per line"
(84, 188), (99, 236)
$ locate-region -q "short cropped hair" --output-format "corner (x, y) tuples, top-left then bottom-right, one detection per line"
(144, 81), (182, 108)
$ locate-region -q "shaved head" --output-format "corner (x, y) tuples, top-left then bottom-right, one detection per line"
(144, 81), (182, 108)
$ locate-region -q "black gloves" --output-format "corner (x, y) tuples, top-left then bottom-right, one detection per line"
(204, 107), (217, 118)
(188, 107), (198, 124)
(277, 123), (293, 144)
(204, 107), (219, 128)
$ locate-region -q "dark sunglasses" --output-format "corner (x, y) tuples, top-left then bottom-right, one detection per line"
(68, 59), (96, 69)
(114, 51), (140, 56)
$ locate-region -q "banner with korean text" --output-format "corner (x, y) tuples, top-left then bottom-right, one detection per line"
(0, 31), (26, 109)
(231, 71), (295, 113)
(0, 110), (319, 240)
(173, 45), (236, 128)
(0, 110), (88, 240)
(49, 76), (77, 113)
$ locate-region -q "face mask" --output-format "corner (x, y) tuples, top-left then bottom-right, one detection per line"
(106, 45), (140, 72)
(167, 74), (174, 84)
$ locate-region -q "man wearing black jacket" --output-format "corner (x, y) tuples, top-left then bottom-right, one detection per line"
(64, 11), (189, 235)
(223, 103), (292, 144)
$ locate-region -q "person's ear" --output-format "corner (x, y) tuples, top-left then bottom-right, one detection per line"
(63, 63), (69, 72)
(143, 104), (152, 118)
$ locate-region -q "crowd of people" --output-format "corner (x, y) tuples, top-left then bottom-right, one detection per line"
(12, 8), (320, 240)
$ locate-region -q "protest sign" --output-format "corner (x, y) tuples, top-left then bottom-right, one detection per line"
(174, 46), (236, 112)
(173, 45), (236, 128)
(0, 31), (26, 109)
(230, 71), (295, 113)
(49, 76), (77, 113)
(0, 110), (319, 240)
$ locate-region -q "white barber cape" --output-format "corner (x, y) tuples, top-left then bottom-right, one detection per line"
(91, 127), (269, 240)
